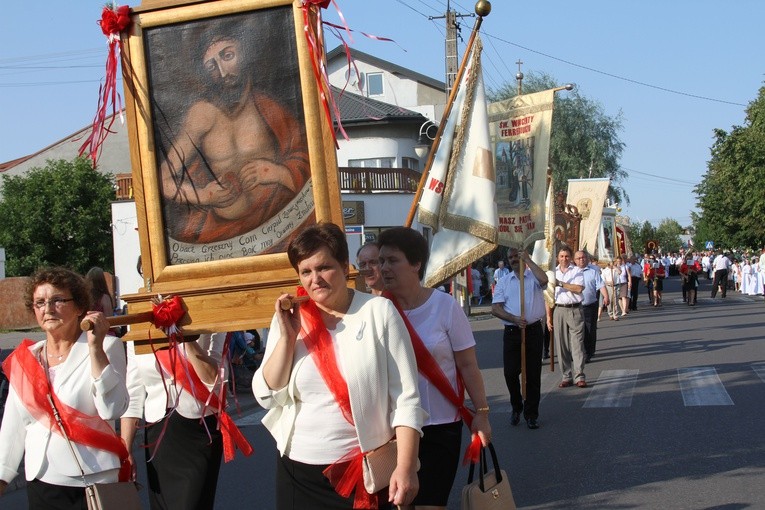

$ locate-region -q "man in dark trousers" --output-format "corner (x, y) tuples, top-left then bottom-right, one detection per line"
(492, 247), (548, 429)
(575, 251), (608, 362)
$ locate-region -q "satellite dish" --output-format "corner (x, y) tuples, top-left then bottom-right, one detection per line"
(345, 66), (365, 92)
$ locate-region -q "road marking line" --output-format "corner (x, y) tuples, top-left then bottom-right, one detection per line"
(752, 363), (765, 384)
(678, 367), (733, 406)
(583, 369), (638, 408)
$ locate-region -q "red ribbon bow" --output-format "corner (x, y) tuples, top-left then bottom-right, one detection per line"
(99, 4), (131, 39)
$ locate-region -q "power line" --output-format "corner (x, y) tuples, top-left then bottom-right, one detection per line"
(481, 32), (747, 107)
(622, 167), (699, 186)
(393, 0), (432, 18)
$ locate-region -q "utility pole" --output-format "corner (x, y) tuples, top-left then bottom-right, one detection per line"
(430, 0), (474, 96)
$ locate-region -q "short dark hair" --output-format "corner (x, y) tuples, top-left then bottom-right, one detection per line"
(25, 267), (91, 313)
(287, 222), (349, 271)
(557, 246), (573, 257)
(378, 227), (429, 280)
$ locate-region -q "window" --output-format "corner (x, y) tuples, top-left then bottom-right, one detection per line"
(402, 157), (419, 171)
(348, 158), (394, 168)
(366, 72), (384, 96)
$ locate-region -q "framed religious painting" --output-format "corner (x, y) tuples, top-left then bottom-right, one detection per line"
(117, 0), (342, 342)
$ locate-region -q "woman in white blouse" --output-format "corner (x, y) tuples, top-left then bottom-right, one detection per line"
(0, 267), (128, 509)
(253, 222), (424, 509)
(121, 331), (228, 509)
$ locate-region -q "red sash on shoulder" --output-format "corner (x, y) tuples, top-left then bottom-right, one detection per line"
(2, 340), (131, 481)
(296, 288), (379, 509)
(154, 347), (254, 463)
(382, 291), (481, 464)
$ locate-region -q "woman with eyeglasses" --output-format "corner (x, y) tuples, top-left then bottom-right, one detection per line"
(0, 267), (130, 509)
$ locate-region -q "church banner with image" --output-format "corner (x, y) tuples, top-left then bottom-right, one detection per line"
(566, 178), (611, 254)
(488, 89), (555, 249)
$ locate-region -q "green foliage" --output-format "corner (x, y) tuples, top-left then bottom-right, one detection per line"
(489, 72), (628, 205)
(627, 220), (656, 255)
(694, 86), (765, 250)
(0, 158), (115, 276)
(655, 218), (683, 253)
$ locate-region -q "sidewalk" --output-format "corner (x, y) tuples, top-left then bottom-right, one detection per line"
(0, 330), (45, 351)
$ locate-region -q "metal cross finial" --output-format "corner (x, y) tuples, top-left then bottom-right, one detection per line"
(516, 59), (524, 95)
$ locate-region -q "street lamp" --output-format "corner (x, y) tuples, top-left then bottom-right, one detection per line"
(414, 120), (438, 159)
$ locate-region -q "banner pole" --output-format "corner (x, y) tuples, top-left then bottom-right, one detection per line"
(520, 257), (527, 400)
(405, 4), (490, 227)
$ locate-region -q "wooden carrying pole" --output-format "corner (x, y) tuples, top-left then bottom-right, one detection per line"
(404, 9), (487, 228)
(80, 311), (155, 332)
(519, 258), (527, 400)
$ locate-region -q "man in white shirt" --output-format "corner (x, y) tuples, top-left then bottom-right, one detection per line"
(711, 250), (732, 298)
(628, 255), (643, 310)
(493, 260), (510, 286)
(575, 251), (608, 363)
(491, 247), (548, 429)
(552, 247), (587, 388)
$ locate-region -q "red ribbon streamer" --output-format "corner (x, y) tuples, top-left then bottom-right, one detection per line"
(2, 340), (132, 482)
(155, 349), (254, 463)
(79, 4), (131, 165)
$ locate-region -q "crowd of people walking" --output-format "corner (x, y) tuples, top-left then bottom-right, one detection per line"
(2, 235), (763, 509)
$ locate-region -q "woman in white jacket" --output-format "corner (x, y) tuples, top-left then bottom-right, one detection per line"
(253, 222), (425, 509)
(0, 267), (129, 509)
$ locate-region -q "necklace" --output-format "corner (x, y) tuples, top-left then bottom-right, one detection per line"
(44, 341), (72, 362)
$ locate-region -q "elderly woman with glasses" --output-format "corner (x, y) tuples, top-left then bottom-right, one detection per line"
(0, 267), (129, 509)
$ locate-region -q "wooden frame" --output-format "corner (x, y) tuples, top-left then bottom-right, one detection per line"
(119, 0), (342, 345)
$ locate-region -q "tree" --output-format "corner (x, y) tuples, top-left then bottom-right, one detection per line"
(627, 220), (656, 255)
(0, 158), (115, 276)
(489, 72), (628, 205)
(694, 86), (765, 250)
(655, 218), (683, 253)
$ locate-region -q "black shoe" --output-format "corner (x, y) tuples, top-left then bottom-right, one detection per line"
(526, 418), (539, 429)
(542, 353), (550, 360)
(510, 411), (521, 426)
(585, 355), (592, 364)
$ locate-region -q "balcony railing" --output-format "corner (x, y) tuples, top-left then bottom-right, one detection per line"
(112, 167), (420, 201)
(115, 173), (133, 200)
(338, 166), (420, 194)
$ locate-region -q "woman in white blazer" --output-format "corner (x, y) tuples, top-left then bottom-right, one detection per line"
(253, 222), (425, 509)
(0, 267), (129, 509)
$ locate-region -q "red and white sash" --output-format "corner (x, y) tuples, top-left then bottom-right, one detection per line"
(2, 339), (132, 481)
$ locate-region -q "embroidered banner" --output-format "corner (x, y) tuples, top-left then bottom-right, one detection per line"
(566, 178), (611, 254)
(488, 89), (555, 249)
(417, 37), (498, 288)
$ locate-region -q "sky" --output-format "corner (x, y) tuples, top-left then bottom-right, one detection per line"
(1, 1), (763, 228)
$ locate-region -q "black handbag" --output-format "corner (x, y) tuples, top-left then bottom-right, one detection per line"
(461, 443), (516, 510)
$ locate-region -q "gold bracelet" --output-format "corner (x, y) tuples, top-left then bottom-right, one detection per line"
(476, 406), (490, 413)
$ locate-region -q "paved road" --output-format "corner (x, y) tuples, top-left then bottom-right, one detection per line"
(2, 276), (763, 508)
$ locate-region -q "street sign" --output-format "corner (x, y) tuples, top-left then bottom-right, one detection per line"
(705, 241), (714, 250)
